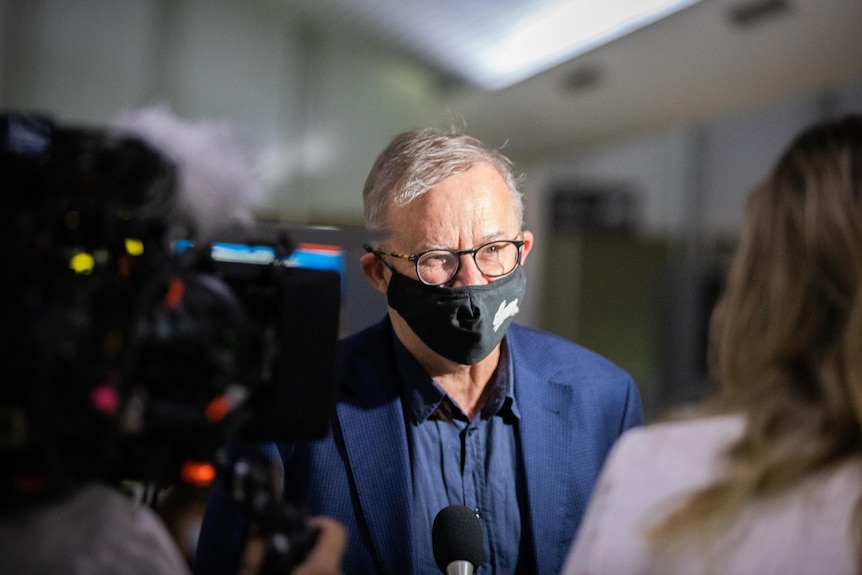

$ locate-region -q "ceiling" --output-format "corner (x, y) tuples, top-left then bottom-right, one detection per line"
(273, 0), (862, 157)
(278, 0), (707, 90)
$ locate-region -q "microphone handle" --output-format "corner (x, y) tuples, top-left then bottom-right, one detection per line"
(446, 560), (475, 575)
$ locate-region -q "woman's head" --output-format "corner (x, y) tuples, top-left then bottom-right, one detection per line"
(712, 114), (862, 435)
(648, 115), (862, 573)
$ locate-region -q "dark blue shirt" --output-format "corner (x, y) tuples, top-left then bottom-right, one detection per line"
(393, 336), (529, 575)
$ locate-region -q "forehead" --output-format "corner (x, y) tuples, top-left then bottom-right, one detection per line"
(384, 162), (518, 249)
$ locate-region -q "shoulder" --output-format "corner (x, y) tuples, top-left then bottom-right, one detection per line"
(507, 323), (635, 389)
(86, 485), (191, 574)
(561, 416), (744, 575)
(336, 317), (394, 377)
(508, 324), (625, 369)
(334, 317), (400, 399)
(617, 415), (742, 449)
(338, 316), (392, 349)
(507, 324), (643, 429)
(604, 415), (743, 487)
(0, 484), (190, 575)
(339, 316), (392, 355)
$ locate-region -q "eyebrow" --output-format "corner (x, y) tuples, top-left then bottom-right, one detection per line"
(417, 231), (512, 252)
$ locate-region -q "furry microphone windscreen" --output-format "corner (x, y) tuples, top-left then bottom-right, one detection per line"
(111, 106), (268, 240)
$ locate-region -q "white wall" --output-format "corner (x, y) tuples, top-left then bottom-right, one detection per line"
(517, 125), (694, 330)
(702, 95), (823, 238)
(518, 77), (862, 416)
(0, 0), (449, 226)
(3, 0), (862, 334)
(525, 74), (862, 249)
(5, 0), (861, 247)
(282, 25), (446, 223)
(2, 0), (155, 119)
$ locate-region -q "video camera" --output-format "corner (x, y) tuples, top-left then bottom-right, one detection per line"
(1, 112), (342, 569)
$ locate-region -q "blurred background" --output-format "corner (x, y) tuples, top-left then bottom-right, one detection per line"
(3, 0), (861, 420)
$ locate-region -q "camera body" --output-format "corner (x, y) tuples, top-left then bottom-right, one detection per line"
(1, 114), (341, 570)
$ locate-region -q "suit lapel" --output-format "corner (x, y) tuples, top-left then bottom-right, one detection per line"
(510, 329), (578, 575)
(337, 324), (413, 575)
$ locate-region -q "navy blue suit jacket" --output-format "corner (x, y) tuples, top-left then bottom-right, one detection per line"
(195, 317), (642, 575)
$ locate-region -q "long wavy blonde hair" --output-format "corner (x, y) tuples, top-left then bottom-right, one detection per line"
(648, 114), (862, 571)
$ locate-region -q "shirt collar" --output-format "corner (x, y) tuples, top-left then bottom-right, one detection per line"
(392, 332), (519, 424)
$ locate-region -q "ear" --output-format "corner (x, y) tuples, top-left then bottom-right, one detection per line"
(360, 251), (390, 294)
(519, 230), (535, 264)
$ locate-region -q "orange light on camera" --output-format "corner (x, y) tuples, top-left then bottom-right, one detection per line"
(162, 277), (185, 309)
(205, 395), (231, 422)
(181, 461), (216, 487)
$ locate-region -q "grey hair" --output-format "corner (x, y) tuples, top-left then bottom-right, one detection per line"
(362, 127), (524, 230)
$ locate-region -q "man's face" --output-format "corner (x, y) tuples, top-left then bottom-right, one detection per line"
(359, 161), (534, 365)
(374, 162), (533, 289)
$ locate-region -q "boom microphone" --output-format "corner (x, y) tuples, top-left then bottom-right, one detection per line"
(432, 505), (484, 575)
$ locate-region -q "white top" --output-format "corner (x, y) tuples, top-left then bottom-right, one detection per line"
(0, 483), (190, 574)
(561, 415), (861, 575)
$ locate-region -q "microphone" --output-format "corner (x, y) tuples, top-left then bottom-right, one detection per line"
(432, 505), (484, 575)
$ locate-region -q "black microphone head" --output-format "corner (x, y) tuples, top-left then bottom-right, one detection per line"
(432, 505), (484, 573)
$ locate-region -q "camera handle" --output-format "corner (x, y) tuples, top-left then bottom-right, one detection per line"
(223, 450), (320, 574)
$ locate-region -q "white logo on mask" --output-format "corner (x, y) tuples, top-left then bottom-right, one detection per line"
(493, 298), (520, 332)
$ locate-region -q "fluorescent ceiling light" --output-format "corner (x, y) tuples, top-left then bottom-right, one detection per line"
(305, 0), (704, 90)
(477, 0), (705, 90)
(342, 0), (704, 91)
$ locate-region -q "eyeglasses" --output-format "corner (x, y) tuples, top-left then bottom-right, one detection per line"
(364, 239), (525, 286)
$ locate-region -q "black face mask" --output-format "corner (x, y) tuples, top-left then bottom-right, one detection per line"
(386, 266), (526, 365)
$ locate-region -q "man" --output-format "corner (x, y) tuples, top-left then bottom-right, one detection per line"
(195, 128), (643, 575)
